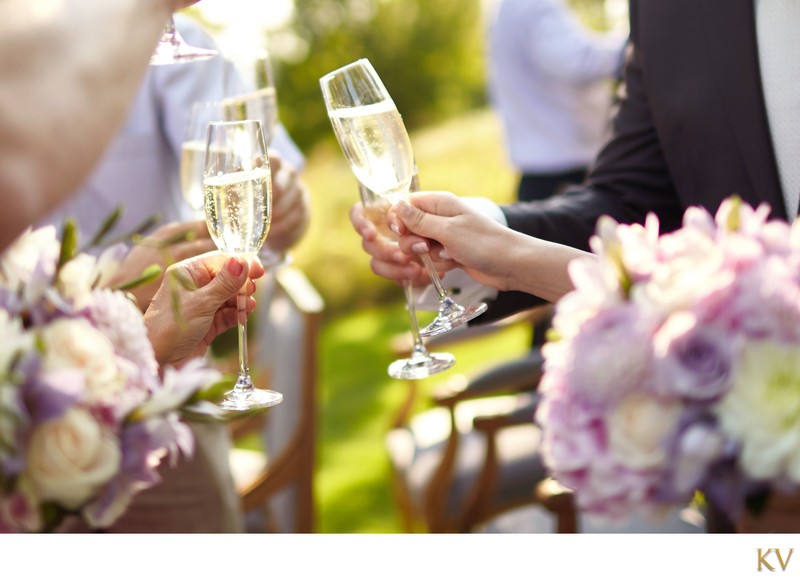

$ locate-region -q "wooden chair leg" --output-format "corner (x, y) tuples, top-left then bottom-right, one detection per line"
(535, 478), (578, 533)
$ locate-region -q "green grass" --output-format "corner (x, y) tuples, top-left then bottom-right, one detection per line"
(283, 107), (529, 533)
(315, 303), (531, 533)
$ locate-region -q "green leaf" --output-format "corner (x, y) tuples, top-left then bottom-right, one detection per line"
(192, 375), (237, 404)
(114, 264), (163, 291)
(40, 503), (69, 533)
(172, 267), (198, 292)
(167, 271), (188, 330)
(85, 206), (122, 249)
(158, 227), (199, 248)
(127, 213), (161, 239)
(57, 218), (79, 271)
(726, 195), (742, 232)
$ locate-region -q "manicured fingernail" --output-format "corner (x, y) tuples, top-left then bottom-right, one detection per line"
(412, 242), (429, 254)
(227, 256), (244, 276)
(390, 223), (401, 235)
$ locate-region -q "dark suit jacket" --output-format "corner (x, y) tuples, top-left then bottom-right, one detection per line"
(477, 0), (787, 323)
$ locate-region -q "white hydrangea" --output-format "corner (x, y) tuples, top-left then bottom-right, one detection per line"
(714, 340), (800, 482)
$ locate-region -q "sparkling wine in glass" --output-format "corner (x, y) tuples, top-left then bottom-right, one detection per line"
(182, 101), (223, 216)
(223, 50), (279, 146)
(203, 119), (282, 411)
(320, 58), (487, 337)
(221, 50), (284, 268)
(359, 179), (455, 379)
(150, 16), (218, 66)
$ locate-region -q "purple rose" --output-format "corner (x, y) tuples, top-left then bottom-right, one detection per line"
(653, 311), (734, 400)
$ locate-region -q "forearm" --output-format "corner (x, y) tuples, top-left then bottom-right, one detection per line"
(500, 230), (593, 303)
(0, 0), (177, 252)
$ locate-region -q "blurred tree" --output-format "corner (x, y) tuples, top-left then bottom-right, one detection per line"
(267, 0), (488, 152)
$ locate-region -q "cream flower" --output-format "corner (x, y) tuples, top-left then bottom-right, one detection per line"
(607, 393), (683, 470)
(714, 340), (800, 482)
(24, 408), (121, 510)
(40, 318), (125, 402)
(637, 225), (728, 316)
(57, 253), (98, 309)
(0, 226), (59, 289)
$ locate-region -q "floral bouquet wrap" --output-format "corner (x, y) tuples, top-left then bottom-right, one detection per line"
(0, 223), (223, 532)
(537, 197), (800, 526)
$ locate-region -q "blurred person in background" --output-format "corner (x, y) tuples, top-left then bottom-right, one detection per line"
(484, 0), (626, 346)
(486, 0), (627, 203)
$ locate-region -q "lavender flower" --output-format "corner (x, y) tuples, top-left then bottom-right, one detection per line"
(538, 197), (800, 524)
(558, 304), (655, 405)
(652, 311), (735, 400)
(0, 224), (220, 532)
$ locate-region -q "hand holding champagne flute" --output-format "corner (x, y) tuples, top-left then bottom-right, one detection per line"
(203, 119), (282, 411)
(320, 58), (487, 338)
(359, 177), (455, 379)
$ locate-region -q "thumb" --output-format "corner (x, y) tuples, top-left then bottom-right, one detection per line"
(202, 256), (249, 306)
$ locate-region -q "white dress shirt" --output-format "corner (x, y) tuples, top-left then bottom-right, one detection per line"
(756, 0), (800, 218)
(40, 15), (304, 241)
(487, 0), (627, 174)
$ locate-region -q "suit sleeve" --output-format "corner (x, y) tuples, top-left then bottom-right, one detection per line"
(474, 0), (686, 324)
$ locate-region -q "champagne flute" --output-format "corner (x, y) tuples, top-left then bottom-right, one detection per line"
(320, 58), (487, 337)
(182, 100), (223, 216)
(203, 119), (282, 411)
(150, 16), (218, 66)
(221, 50), (284, 268)
(223, 50), (280, 147)
(359, 178), (455, 379)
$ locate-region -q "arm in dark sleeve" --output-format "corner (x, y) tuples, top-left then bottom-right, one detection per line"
(474, 1), (685, 323)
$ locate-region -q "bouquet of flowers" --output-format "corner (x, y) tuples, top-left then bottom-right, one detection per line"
(537, 196), (800, 526)
(0, 223), (224, 532)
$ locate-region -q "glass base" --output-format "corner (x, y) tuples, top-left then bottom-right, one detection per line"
(419, 302), (488, 338)
(388, 351), (455, 380)
(150, 42), (218, 66)
(219, 388), (283, 412)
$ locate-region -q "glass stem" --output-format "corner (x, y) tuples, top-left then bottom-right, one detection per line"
(403, 280), (428, 356)
(418, 251), (454, 305)
(236, 291), (253, 392)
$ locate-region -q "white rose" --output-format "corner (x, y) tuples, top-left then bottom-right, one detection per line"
(41, 318), (125, 401)
(57, 253), (98, 309)
(0, 226), (59, 289)
(607, 393), (682, 470)
(24, 408), (121, 510)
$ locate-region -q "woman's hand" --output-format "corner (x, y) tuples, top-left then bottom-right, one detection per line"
(389, 191), (513, 291)
(348, 202), (428, 287)
(390, 191), (592, 302)
(144, 252), (265, 367)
